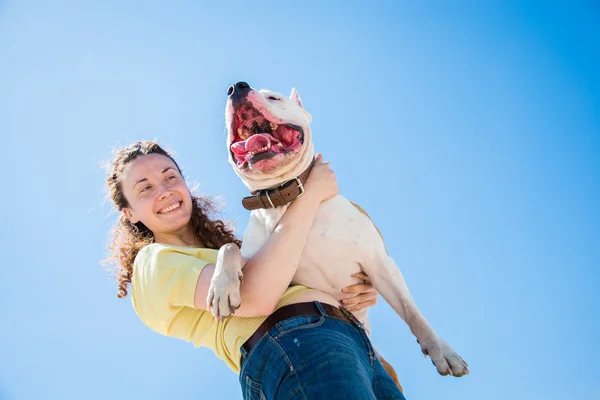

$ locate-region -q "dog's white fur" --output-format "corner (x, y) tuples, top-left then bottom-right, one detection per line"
(208, 85), (469, 377)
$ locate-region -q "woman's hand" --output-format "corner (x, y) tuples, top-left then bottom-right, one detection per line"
(303, 153), (338, 202)
(340, 272), (378, 311)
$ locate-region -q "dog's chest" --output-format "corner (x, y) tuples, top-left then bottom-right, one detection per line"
(257, 195), (374, 295)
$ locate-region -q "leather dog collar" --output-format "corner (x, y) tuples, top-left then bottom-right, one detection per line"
(242, 158), (316, 210)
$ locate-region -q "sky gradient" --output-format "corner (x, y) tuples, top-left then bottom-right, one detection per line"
(1, 1), (598, 399)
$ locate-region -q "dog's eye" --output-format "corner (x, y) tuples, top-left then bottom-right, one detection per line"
(267, 96), (280, 101)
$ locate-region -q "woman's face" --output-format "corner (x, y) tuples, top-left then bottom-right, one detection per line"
(120, 153), (193, 239)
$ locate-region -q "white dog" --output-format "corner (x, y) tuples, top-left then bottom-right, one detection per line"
(208, 82), (469, 382)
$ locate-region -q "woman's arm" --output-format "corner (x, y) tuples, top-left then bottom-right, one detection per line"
(194, 154), (338, 316)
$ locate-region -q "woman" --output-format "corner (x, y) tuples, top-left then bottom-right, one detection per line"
(105, 141), (406, 399)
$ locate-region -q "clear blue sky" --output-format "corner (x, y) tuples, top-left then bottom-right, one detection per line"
(1, 1), (598, 399)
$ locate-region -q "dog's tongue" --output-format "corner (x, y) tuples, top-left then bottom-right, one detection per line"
(230, 133), (283, 163)
(245, 134), (273, 151)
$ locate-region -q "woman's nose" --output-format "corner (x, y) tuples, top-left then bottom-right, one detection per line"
(159, 187), (173, 200)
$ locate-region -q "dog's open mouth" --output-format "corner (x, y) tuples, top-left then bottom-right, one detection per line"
(230, 105), (304, 168)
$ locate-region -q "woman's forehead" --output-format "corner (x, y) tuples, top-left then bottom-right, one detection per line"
(122, 154), (177, 180)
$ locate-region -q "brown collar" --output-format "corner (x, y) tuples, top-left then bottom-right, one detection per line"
(242, 158), (316, 210)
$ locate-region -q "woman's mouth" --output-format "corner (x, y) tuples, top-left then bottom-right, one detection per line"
(157, 201), (182, 214)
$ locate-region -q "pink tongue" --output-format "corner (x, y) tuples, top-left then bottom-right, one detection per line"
(245, 134), (273, 151)
(231, 142), (247, 155)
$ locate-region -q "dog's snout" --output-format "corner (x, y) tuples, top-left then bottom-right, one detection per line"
(228, 81), (251, 98)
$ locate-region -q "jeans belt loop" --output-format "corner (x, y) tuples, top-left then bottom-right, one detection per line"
(240, 344), (249, 359)
(340, 306), (363, 329)
(314, 301), (328, 317)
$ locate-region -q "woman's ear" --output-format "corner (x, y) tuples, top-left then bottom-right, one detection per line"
(122, 208), (139, 224)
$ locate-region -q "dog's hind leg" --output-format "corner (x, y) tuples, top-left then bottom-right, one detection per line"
(374, 347), (403, 393)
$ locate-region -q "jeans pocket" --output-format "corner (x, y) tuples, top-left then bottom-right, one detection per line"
(275, 315), (325, 338)
(244, 375), (266, 400)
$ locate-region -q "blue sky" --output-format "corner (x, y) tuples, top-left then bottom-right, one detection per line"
(1, 1), (598, 399)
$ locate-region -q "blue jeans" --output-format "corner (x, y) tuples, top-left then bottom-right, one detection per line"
(239, 302), (406, 400)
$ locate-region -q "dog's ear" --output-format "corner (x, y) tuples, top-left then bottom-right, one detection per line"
(290, 88), (303, 108)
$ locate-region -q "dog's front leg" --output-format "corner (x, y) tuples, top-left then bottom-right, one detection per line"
(363, 252), (469, 377)
(206, 243), (245, 320)
(240, 210), (271, 260)
(207, 213), (268, 319)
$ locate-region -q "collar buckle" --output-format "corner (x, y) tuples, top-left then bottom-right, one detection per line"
(287, 177), (305, 199)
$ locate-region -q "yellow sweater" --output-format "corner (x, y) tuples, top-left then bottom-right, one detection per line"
(131, 243), (312, 372)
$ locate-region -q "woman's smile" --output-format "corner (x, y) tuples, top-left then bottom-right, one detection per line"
(157, 201), (183, 215)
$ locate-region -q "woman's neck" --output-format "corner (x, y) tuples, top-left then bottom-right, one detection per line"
(154, 226), (204, 247)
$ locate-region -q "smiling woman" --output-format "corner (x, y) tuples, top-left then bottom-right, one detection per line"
(104, 142), (241, 298)
(120, 155), (194, 243)
(102, 141), (401, 400)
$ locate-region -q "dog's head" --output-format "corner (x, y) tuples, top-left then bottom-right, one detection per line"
(225, 82), (314, 191)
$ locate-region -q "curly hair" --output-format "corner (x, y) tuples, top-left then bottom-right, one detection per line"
(104, 141), (242, 298)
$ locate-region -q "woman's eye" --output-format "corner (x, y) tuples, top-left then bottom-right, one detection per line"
(140, 185), (152, 193)
(167, 175), (177, 181)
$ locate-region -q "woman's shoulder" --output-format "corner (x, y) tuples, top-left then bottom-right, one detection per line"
(134, 243), (168, 266)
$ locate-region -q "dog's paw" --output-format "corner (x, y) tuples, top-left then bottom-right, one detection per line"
(417, 336), (469, 377)
(206, 244), (244, 320)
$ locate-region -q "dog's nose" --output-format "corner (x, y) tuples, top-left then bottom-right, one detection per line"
(227, 81), (250, 97)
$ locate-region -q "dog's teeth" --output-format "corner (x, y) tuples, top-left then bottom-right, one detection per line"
(239, 129), (251, 140)
(248, 145), (271, 157)
(270, 123), (278, 131)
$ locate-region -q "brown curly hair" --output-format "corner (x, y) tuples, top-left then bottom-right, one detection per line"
(104, 141), (242, 298)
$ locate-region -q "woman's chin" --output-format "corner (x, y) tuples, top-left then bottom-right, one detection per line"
(151, 215), (192, 236)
